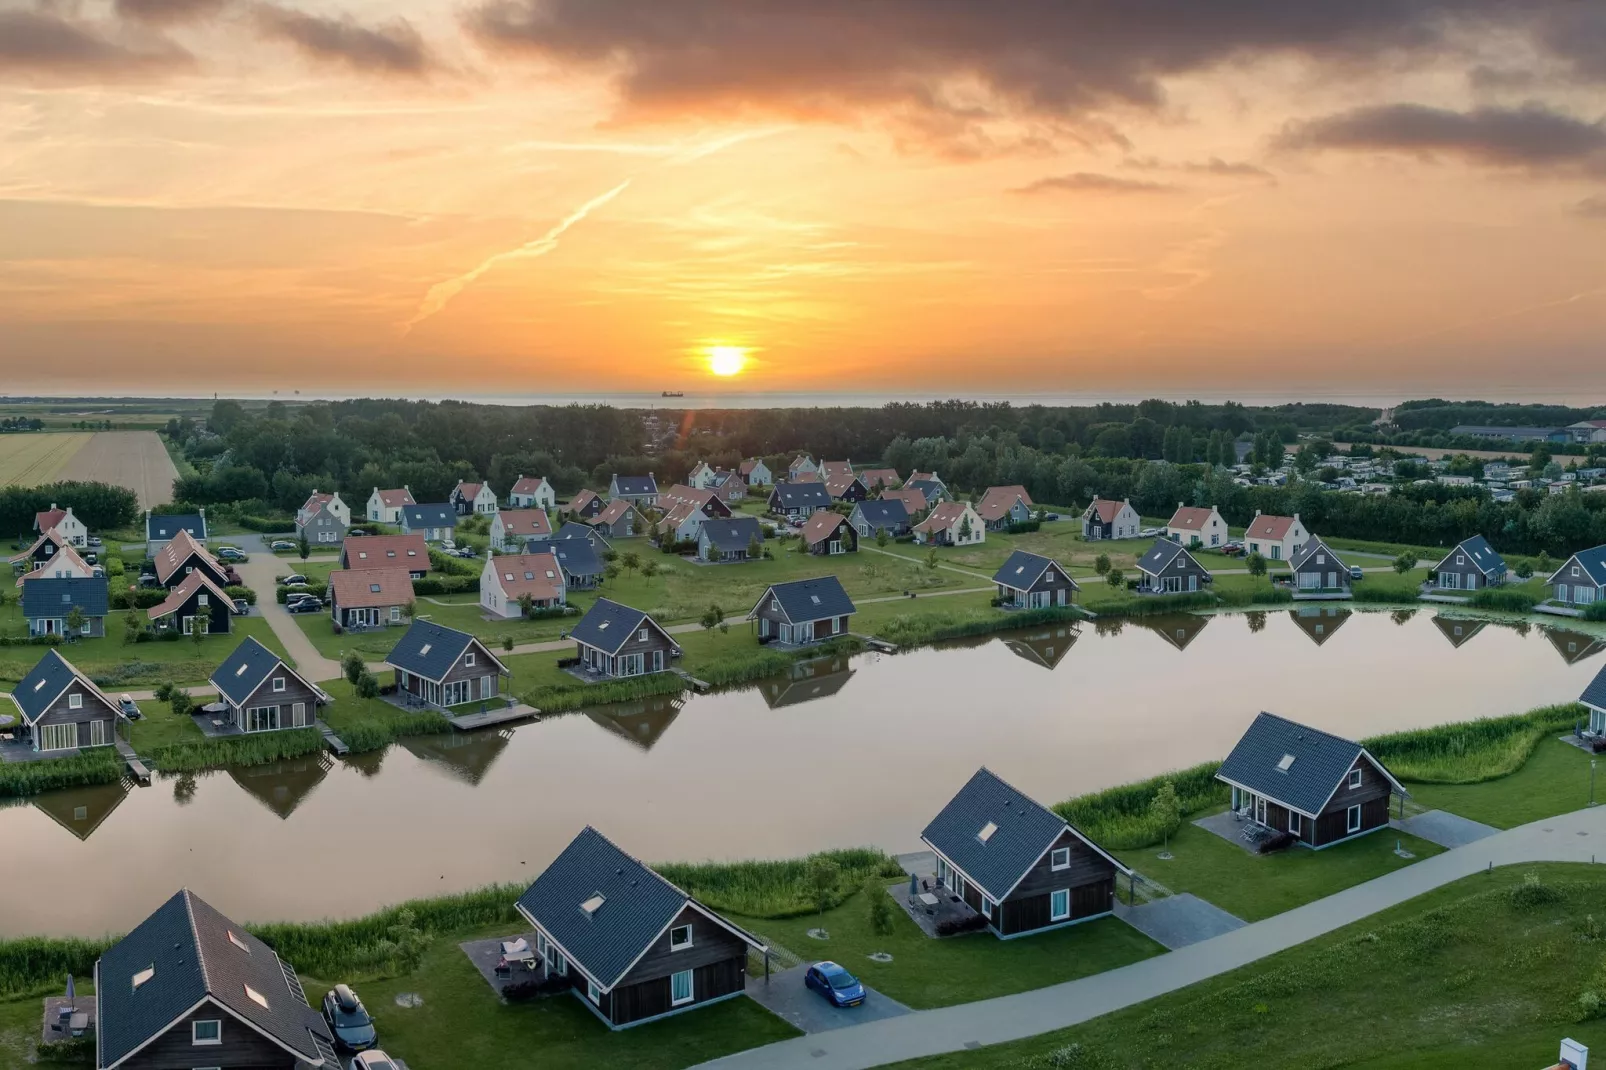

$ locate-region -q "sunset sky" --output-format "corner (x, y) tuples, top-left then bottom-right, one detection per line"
(2, 1), (1605, 397)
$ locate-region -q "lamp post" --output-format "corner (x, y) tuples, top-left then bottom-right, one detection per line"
(1592, 759), (1598, 808)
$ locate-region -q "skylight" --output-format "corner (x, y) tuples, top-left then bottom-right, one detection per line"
(370, 584), (381, 593)
(978, 821), (998, 843)
(810, 595), (821, 604)
(244, 984), (269, 1009)
(32, 678), (46, 691)
(132, 966), (154, 990)
(598, 621), (609, 630)
(228, 930), (250, 953)
(581, 893), (606, 915)
(419, 643), (432, 655)
(235, 663), (249, 676)
(1277, 754), (1297, 771)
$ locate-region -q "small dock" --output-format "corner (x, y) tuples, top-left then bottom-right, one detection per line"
(447, 703), (539, 731)
(862, 637), (898, 653)
(114, 739), (151, 785)
(317, 723), (349, 756)
(672, 669), (711, 692)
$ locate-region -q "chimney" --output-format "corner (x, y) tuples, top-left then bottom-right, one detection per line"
(1253, 509), (1262, 518)
(1178, 501), (1184, 509)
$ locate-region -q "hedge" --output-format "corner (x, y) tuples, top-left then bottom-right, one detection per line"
(110, 587), (172, 610)
(412, 576), (478, 596)
(277, 583), (328, 604)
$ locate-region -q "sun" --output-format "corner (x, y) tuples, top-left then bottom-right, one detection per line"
(706, 345), (748, 377)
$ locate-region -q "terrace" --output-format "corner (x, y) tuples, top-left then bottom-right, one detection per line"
(888, 854), (984, 939)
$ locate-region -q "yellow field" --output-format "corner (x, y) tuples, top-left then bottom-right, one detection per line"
(0, 432), (92, 486)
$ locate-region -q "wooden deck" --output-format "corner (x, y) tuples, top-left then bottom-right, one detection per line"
(316, 722), (349, 756)
(446, 702), (539, 730)
(113, 739), (150, 784)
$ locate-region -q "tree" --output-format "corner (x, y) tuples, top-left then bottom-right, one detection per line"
(808, 858), (841, 915)
(123, 607), (143, 645)
(402, 599), (416, 620)
(621, 550), (641, 577)
(701, 603), (724, 631)
(641, 559), (660, 583)
(1515, 558), (1535, 580)
(1094, 553), (1111, 576)
(876, 528), (889, 548)
(517, 593), (534, 619)
(1246, 551), (1267, 583)
(1150, 781), (1182, 852)
(926, 549), (939, 571)
(957, 514), (973, 542)
(168, 687), (193, 717)
(1106, 568), (1124, 589)
(297, 530), (311, 561)
(746, 535), (762, 560)
(342, 649), (366, 686)
(603, 563), (621, 582)
(64, 605), (85, 638)
(190, 607), (210, 654)
(355, 671), (379, 699)
(1393, 552), (1418, 575)
(1245, 610), (1267, 633)
(866, 880), (895, 935)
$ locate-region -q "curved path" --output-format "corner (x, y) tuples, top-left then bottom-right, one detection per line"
(700, 803), (1606, 1070)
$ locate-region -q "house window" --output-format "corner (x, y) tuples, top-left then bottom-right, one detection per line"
(192, 1019), (221, 1045)
(390, 607), (401, 622)
(670, 924), (693, 951)
(1050, 889), (1070, 922)
(40, 723), (76, 751)
(68, 693), (82, 710)
(1348, 768), (1363, 789)
(465, 653), (476, 667)
(198, 593), (209, 607)
(272, 676), (286, 692)
(1347, 804), (1362, 833)
(587, 978), (601, 1004)
(980, 896), (993, 919)
(1050, 847), (1070, 871)
(1289, 812), (1301, 837)
(670, 969), (694, 1006)
(639, 628), (649, 642)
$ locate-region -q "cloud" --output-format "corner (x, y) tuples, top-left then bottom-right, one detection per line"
(1577, 195), (1606, 219)
(255, 4), (436, 76)
(0, 9), (188, 78)
(1013, 172), (1176, 195)
(114, 0), (228, 25)
(1183, 157), (1275, 180)
(1274, 103), (1606, 174)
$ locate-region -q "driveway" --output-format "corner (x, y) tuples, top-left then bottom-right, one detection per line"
(230, 535), (343, 683)
(1115, 894), (1245, 950)
(1392, 810), (1499, 849)
(746, 966), (912, 1035)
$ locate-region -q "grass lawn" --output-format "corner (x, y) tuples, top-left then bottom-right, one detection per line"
(1118, 815), (1444, 922)
(1410, 737), (1598, 829)
(0, 611), (287, 689)
(734, 889), (1164, 1010)
(878, 863), (1606, 1070)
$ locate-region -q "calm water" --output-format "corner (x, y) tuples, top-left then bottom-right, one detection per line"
(4, 609), (1603, 937)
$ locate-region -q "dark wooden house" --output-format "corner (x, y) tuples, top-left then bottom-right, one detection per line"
(152, 529), (231, 591)
(1581, 660), (1606, 736)
(1550, 545), (1606, 608)
(1135, 538), (1212, 594)
(767, 481), (833, 520)
(746, 576), (856, 646)
(1431, 535), (1507, 592)
(551, 538), (605, 588)
(1216, 711), (1410, 848)
(210, 636), (328, 733)
(7, 649), (119, 755)
(849, 499), (910, 539)
(147, 570), (235, 635)
(384, 619), (509, 709)
(571, 598), (679, 678)
(801, 510), (857, 556)
(921, 767), (1129, 939)
(94, 888), (337, 1069)
(22, 574), (109, 638)
(696, 516), (765, 563)
(1288, 537), (1351, 596)
(514, 827), (767, 1029)
(992, 550), (1078, 609)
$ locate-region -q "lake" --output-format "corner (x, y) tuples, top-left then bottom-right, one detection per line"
(4, 608), (1603, 937)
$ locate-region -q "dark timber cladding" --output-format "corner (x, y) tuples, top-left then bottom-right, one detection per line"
(570, 598), (678, 678)
(8, 649), (119, 751)
(1135, 538), (1211, 593)
(747, 575), (856, 644)
(1288, 537), (1350, 591)
(991, 549), (1078, 607)
(384, 618), (509, 707)
(210, 636), (326, 733)
(1431, 534), (1507, 591)
(921, 768), (1129, 939)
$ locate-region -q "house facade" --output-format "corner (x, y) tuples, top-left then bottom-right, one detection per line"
(906, 472), (948, 503)
(1135, 539), (1212, 594)
(697, 517), (764, 563)
(211, 637), (327, 733)
(10, 529), (70, 574)
(147, 571), (233, 635)
(295, 496), (348, 547)
(23, 575), (109, 637)
(1582, 660), (1606, 735)
(686, 462), (718, 490)
(768, 481), (833, 520)
(1289, 537), (1351, 595)
(992, 550), (1078, 609)
(366, 486), (416, 523)
(589, 499), (643, 540)
(913, 501), (984, 546)
(144, 510), (207, 557)
(801, 510), (857, 555)
(739, 458), (773, 487)
(552, 539), (605, 588)
(655, 501), (709, 545)
(401, 503), (457, 542)
(1081, 498), (1140, 541)
(571, 599), (678, 678)
(976, 485), (1033, 531)
(480, 550), (565, 620)
(341, 533), (430, 577)
(34, 504), (88, 547)
(15, 540), (95, 585)
(849, 499), (911, 539)
(1165, 504), (1228, 548)
(660, 484), (732, 519)
(7, 650), (119, 754)
(450, 480), (499, 515)
(1245, 511), (1308, 561)
(508, 475), (557, 509)
(565, 489), (606, 519)
(385, 620), (510, 709)
(787, 455), (818, 481)
(296, 490), (350, 530)
(491, 508), (553, 552)
(880, 487), (927, 519)
(825, 472), (869, 503)
(1550, 546), (1606, 608)
(747, 576), (856, 645)
(608, 474), (659, 507)
(152, 529), (231, 590)
(328, 567), (414, 629)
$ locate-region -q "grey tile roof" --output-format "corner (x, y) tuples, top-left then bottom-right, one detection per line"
(1289, 537), (1345, 572)
(612, 475), (658, 496)
(1582, 662), (1606, 712)
(210, 636), (297, 707)
(906, 478), (944, 501)
(551, 538), (603, 578)
(755, 576), (856, 623)
(1437, 535), (1505, 577)
(97, 889), (330, 1068)
(9, 649), (80, 723)
(571, 598), (659, 656)
(700, 515), (764, 552)
(992, 550), (1064, 591)
(146, 513), (205, 542)
(384, 619), (482, 682)
(1136, 538), (1190, 575)
(21, 575), (109, 619)
(402, 503), (456, 529)
(770, 482), (832, 511)
(852, 499), (909, 531)
(1552, 545), (1606, 586)
(1216, 712), (1398, 816)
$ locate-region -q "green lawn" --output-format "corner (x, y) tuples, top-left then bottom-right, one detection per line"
(0, 611), (287, 689)
(1118, 815), (1444, 922)
(1410, 737), (1599, 829)
(879, 863), (1606, 1070)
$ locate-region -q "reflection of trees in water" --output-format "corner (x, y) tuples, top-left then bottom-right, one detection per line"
(1391, 609), (1417, 626)
(1245, 610), (1266, 633)
(1093, 617), (1126, 637)
(173, 773), (198, 805)
(342, 748), (388, 778)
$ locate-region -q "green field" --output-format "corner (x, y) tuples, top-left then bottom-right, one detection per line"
(1410, 737), (1599, 829)
(0, 608), (287, 689)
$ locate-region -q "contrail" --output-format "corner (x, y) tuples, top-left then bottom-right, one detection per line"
(403, 179), (631, 333)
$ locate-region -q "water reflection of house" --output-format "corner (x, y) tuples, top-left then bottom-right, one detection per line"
(1431, 615), (1488, 649)
(586, 694), (687, 749)
(32, 778), (131, 841)
(1287, 606), (1352, 647)
(758, 657), (857, 708)
(226, 753), (333, 819)
(399, 726), (514, 785)
(1137, 613), (1211, 651)
(1002, 625), (1080, 670)
(1543, 626), (1606, 666)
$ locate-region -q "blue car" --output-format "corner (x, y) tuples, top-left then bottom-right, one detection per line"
(804, 961), (865, 1008)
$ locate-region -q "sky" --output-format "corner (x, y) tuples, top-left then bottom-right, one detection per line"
(2, 1), (1605, 398)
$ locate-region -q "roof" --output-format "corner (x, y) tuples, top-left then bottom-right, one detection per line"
(510, 475), (548, 496)
(657, 500), (706, 534)
(17, 541), (94, 583)
(921, 768), (1128, 903)
(96, 889), (331, 1069)
(660, 484), (717, 509)
(566, 489), (600, 513)
(612, 474), (658, 496)
(402, 503), (456, 529)
(1584, 661), (1606, 712)
(154, 528), (225, 585)
(914, 501), (972, 533)
(821, 461), (853, 480)
(570, 598), (669, 656)
(1136, 538), (1198, 575)
(551, 539), (604, 578)
(453, 481), (485, 500)
(485, 551), (563, 603)
(9, 649), (115, 725)
(738, 458), (765, 475)
(496, 509), (553, 539)
(299, 491), (333, 515)
(342, 534), (429, 570)
(9, 527), (66, 564)
(752, 575), (855, 623)
(1087, 498), (1128, 524)
(825, 472), (866, 499)
(146, 512), (205, 542)
(211, 636), (307, 707)
(593, 499), (638, 527)
(329, 567), (415, 609)
(700, 515), (764, 552)
(853, 499), (909, 529)
(22, 574), (110, 619)
(790, 454), (815, 468)
(555, 521), (604, 544)
(1217, 712), (1406, 817)
(801, 509), (851, 547)
(35, 506), (66, 532)
(1166, 504), (1216, 530)
(1289, 536), (1346, 572)
(770, 481), (833, 511)
(976, 485), (1033, 522)
(385, 619), (505, 682)
(880, 487), (927, 513)
(372, 487), (415, 507)
(992, 550), (1073, 592)
(909, 471), (938, 483)
(1247, 513), (1299, 541)
(906, 478), (944, 501)
(147, 570), (234, 621)
(1551, 545), (1606, 586)
(858, 468), (900, 489)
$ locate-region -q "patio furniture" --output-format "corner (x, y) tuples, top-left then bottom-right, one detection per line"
(70, 1012), (87, 1037)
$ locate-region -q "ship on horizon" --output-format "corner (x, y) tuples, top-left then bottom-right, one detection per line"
(661, 390), (685, 397)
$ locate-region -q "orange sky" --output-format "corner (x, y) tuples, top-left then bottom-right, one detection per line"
(2, 1), (1605, 396)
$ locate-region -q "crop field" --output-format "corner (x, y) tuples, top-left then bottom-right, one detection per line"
(0, 432), (91, 487)
(56, 430), (178, 509)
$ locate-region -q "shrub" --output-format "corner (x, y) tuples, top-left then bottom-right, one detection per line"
(410, 576), (478, 597)
(1257, 831), (1296, 854)
(341, 650), (365, 686)
(656, 849), (903, 919)
(0, 749), (124, 799)
(1055, 763), (1227, 849)
(935, 914), (990, 936)
(1586, 601), (1606, 622)
(1006, 519), (1041, 534)
(1465, 588), (1538, 611)
(866, 881), (895, 936)
(147, 727), (324, 772)
(276, 583), (327, 604)
(1353, 585), (1418, 603)
(1364, 703), (1583, 784)
(224, 585), (257, 605)
(355, 671), (380, 699)
(1509, 871), (1563, 910)
(37, 1034), (96, 1063)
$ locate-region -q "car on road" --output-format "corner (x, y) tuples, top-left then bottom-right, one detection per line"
(1349, 565), (1365, 581)
(287, 598), (323, 614)
(1043, 512), (1060, 521)
(1139, 527), (1161, 538)
(117, 694), (142, 720)
(270, 540), (296, 551)
(804, 961), (865, 1008)
(86, 536), (102, 548)
(455, 546), (477, 558)
(322, 984), (378, 1052)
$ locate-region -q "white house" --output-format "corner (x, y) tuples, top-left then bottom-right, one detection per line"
(912, 502), (985, 547)
(367, 487), (415, 524)
(1244, 511), (1310, 562)
(33, 504), (87, 548)
(480, 549), (566, 620)
(739, 458), (774, 487)
(1165, 504), (1229, 548)
(490, 509), (553, 552)
(656, 501), (709, 544)
(787, 455), (818, 481)
(686, 462), (719, 490)
(297, 490), (350, 529)
(507, 475), (556, 510)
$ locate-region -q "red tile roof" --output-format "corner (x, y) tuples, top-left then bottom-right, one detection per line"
(858, 468), (900, 490)
(374, 487), (415, 508)
(739, 459), (763, 475)
(914, 501), (971, 533)
(34, 507), (66, 533)
(1167, 505), (1216, 530)
(566, 489), (600, 514)
(825, 473), (864, 499)
(660, 483), (716, 509)
(976, 485), (1032, 522)
(343, 534), (429, 570)
(329, 567), (415, 609)
(487, 551), (564, 603)
(455, 482), (484, 500)
(496, 509), (552, 538)
(154, 529), (224, 585)
(593, 499), (636, 526)
(792, 471), (821, 483)
(881, 487), (926, 513)
(801, 509), (851, 546)
(510, 476), (547, 496)
(17, 541), (93, 585)
(1248, 514), (1298, 540)
(909, 471), (937, 483)
(1088, 498), (1126, 524)
(299, 491), (333, 515)
(822, 461), (853, 480)
(148, 570), (235, 621)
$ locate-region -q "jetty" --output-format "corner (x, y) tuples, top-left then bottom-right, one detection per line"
(447, 702), (540, 731)
(114, 739), (151, 785)
(317, 723), (349, 756)
(672, 668), (711, 692)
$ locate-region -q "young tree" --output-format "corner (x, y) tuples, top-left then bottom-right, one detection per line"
(957, 514), (973, 542)
(1515, 559), (1535, 580)
(123, 607), (143, 645)
(701, 603), (724, 631)
(746, 535), (762, 560)
(620, 550), (641, 577)
(1393, 552), (1418, 575)
(876, 528), (889, 548)
(517, 592), (535, 619)
(355, 670), (379, 699)
(1245, 609), (1267, 633)
(808, 858), (841, 916)
(866, 880), (895, 936)
(342, 649), (366, 686)
(1094, 553), (1111, 576)
(297, 530), (311, 561)
(1246, 551), (1267, 583)
(169, 687), (193, 717)
(65, 605), (85, 638)
(926, 549), (939, 571)
(402, 599), (416, 620)
(603, 563), (621, 583)
(1106, 568), (1124, 589)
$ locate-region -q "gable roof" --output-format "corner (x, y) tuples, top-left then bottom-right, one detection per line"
(921, 768), (1128, 903)
(299, 490), (334, 515)
(801, 509), (851, 547)
(593, 499), (639, 527)
(453, 481), (485, 500)
(372, 487), (415, 508)
(880, 487), (927, 514)
(1584, 661), (1606, 712)
(35, 506), (67, 532)
(751, 575), (855, 623)
(1136, 538), (1201, 576)
(906, 478), (945, 502)
(154, 529), (225, 585)
(1217, 711), (1407, 818)
(825, 472), (867, 499)
(147, 570), (234, 621)
(16, 541), (94, 584)
(852, 498), (910, 529)
(700, 515), (764, 552)
(1551, 545), (1606, 586)
(612, 474), (658, 496)
(738, 458), (766, 475)
(858, 468), (900, 490)
(566, 489), (600, 514)
(342, 533), (429, 570)
(96, 888), (331, 1069)
(570, 598), (671, 656)
(23, 574), (110, 620)
(1247, 513), (1299, 542)
(1289, 536), (1345, 572)
(659, 483), (716, 510)
(992, 550), (1072, 592)
(510, 475), (548, 496)
(329, 567), (415, 609)
(9, 527), (67, 564)
(909, 471), (939, 484)
(551, 538), (604, 578)
(1436, 535), (1505, 577)
(496, 509), (553, 539)
(145, 512), (205, 543)
(976, 485), (1033, 522)
(9, 649), (116, 725)
(1166, 504), (1217, 530)
(485, 550), (563, 603)
(385, 619), (506, 682)
(913, 501), (973, 533)
(770, 481), (833, 511)
(402, 503), (456, 529)
(656, 499), (706, 535)
(211, 637), (319, 707)
(1087, 498), (1129, 524)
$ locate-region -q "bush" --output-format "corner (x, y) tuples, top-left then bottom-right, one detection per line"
(110, 587), (172, 610)
(1586, 601), (1606, 622)
(235, 515), (295, 533)
(276, 583), (327, 604)
(1353, 585), (1418, 603)
(147, 727), (324, 772)
(1465, 588), (1538, 611)
(0, 748), (124, 799)
(1055, 763), (1227, 850)
(37, 1034), (96, 1063)
(1257, 831), (1296, 854)
(1364, 703), (1583, 784)
(935, 914), (990, 936)
(656, 849), (904, 919)
(410, 576), (478, 597)
(1006, 519), (1042, 534)
(866, 881), (896, 935)
(1509, 871), (1563, 909)
(224, 585), (257, 605)
(355, 671), (379, 699)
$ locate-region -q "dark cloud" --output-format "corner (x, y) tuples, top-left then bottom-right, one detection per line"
(1274, 103), (1606, 174)
(1577, 195), (1606, 218)
(114, 0), (228, 25)
(0, 9), (188, 77)
(1013, 172), (1176, 195)
(255, 4), (435, 76)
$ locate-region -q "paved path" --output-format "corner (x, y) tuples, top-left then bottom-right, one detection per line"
(232, 535), (343, 682)
(698, 804), (1606, 1070)
(1113, 894), (1244, 950)
(746, 966), (913, 1035)
(1392, 809), (1500, 849)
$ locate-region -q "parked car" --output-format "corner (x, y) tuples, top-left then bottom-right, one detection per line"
(1043, 512), (1060, 521)
(440, 539), (457, 551)
(138, 572), (160, 588)
(86, 536), (102, 548)
(351, 1052), (400, 1070)
(118, 694), (142, 720)
(1349, 565), (1365, 580)
(232, 597), (251, 615)
(348, 529), (368, 537)
(82, 551), (98, 564)
(804, 961), (865, 1008)
(280, 574), (308, 586)
(217, 547), (248, 562)
(1139, 527), (1161, 538)
(216, 544), (241, 554)
(270, 539), (296, 550)
(322, 985), (377, 1052)
(287, 598), (323, 614)
(455, 546), (477, 558)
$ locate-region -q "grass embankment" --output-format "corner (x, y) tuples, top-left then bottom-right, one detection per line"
(0, 611), (288, 688)
(881, 865), (1606, 1070)
(318, 679), (451, 751)
(0, 748), (124, 798)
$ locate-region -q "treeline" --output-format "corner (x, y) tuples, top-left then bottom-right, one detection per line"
(0, 482), (139, 539)
(1390, 400), (1601, 432)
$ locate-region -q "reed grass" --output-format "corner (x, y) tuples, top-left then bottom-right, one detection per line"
(1363, 703), (1583, 784)
(0, 935), (112, 998)
(1465, 588), (1539, 612)
(1091, 591), (1219, 617)
(522, 672), (686, 714)
(657, 848), (905, 919)
(0, 748), (124, 798)
(332, 710), (451, 752)
(874, 606), (1083, 646)
(695, 636), (863, 687)
(1352, 585), (1419, 603)
(147, 727), (324, 772)
(1054, 763), (1227, 850)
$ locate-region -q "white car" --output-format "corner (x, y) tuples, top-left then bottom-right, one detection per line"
(439, 539), (457, 551)
(352, 1051), (400, 1070)
(1138, 527), (1161, 538)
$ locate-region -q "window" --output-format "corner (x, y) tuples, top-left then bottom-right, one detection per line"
(227, 930), (250, 953)
(272, 676), (286, 692)
(40, 723), (76, 751)
(244, 984), (269, 1009)
(1050, 847), (1070, 871)
(977, 821), (998, 843)
(670, 924), (693, 951)
(1348, 768), (1363, 789)
(980, 896), (993, 919)
(1050, 889), (1070, 922)
(68, 693), (83, 710)
(1277, 754), (1296, 772)
(465, 652), (476, 667)
(587, 979), (601, 1005)
(390, 607), (401, 622)
(192, 1019), (221, 1045)
(1288, 812), (1301, 837)
(670, 969), (694, 1006)
(132, 965), (155, 990)
(1346, 804), (1362, 833)
(580, 893), (606, 916)
(638, 628), (649, 642)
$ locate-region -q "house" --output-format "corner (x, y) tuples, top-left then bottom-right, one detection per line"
(880, 486), (927, 518)
(514, 826), (767, 1029)
(739, 457), (773, 487)
(747, 576), (855, 645)
(571, 599), (678, 678)
(976, 485), (1034, 531)
(450, 479), (498, 515)
(768, 481), (833, 520)
(913, 501), (984, 546)
(552, 538), (605, 588)
(849, 498), (911, 539)
(824, 471), (869, 503)
(366, 485), (415, 523)
(1289, 537), (1351, 595)
(94, 889), (337, 1070)
(329, 567), (414, 629)
(144, 510), (206, 557)
(211, 637), (328, 732)
(341, 533), (430, 578)
(1432, 535), (1507, 592)
(1449, 424), (1567, 443)
(660, 484), (732, 519)
(1551, 546), (1606, 608)
(6, 650), (118, 754)
(1566, 420), (1606, 445)
(787, 455), (818, 481)
(1081, 498), (1140, 541)
(1288, 606), (1351, 646)
(1244, 511), (1309, 562)
(400, 503), (457, 542)
(608, 474), (659, 507)
(921, 767), (1128, 939)
(1135, 538), (1212, 594)
(801, 510), (857, 555)
(33, 503), (87, 547)
(480, 549), (565, 620)
(23, 575), (109, 638)
(710, 469), (746, 503)
(147, 570), (234, 635)
(696, 516), (765, 563)
(295, 494), (348, 547)
(555, 520), (611, 552)
(821, 460), (854, 483)
(588, 499), (644, 540)
(1216, 711), (1410, 848)
(654, 500), (709, 545)
(385, 619), (510, 709)
(296, 489), (350, 529)
(153, 529), (231, 590)
(992, 550), (1078, 609)
(1581, 659), (1606, 734)
(508, 474), (557, 510)
(685, 461), (719, 489)
(490, 508), (553, 552)
(9, 528), (70, 572)
(1165, 503), (1228, 548)
(14, 540), (95, 585)
(565, 489), (606, 519)
(906, 472), (948, 504)
(858, 468), (901, 491)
